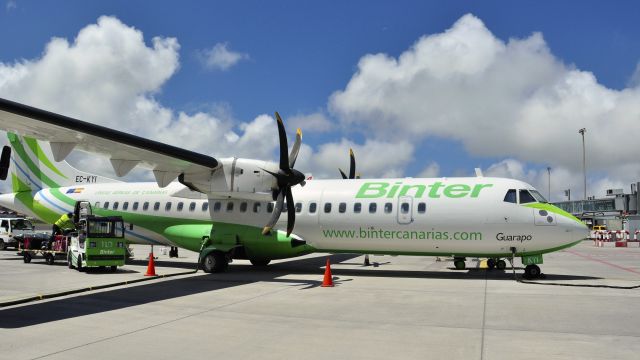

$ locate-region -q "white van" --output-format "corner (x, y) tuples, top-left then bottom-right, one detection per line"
(0, 217), (35, 250)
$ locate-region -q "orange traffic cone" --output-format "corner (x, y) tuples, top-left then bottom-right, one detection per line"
(144, 252), (157, 276)
(321, 258), (334, 287)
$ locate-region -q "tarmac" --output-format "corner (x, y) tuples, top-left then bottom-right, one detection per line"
(0, 241), (639, 360)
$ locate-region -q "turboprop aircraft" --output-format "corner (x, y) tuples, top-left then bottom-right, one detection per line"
(0, 97), (588, 278)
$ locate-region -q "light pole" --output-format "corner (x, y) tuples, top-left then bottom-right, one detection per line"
(547, 166), (551, 201)
(579, 128), (587, 200)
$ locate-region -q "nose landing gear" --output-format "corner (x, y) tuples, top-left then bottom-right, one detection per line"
(524, 264), (541, 279)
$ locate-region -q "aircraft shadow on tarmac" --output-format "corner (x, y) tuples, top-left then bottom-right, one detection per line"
(0, 253), (601, 329)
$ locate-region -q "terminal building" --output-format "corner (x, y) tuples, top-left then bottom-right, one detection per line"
(552, 182), (640, 233)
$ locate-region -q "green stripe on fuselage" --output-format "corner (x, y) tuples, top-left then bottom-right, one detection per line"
(524, 203), (582, 224)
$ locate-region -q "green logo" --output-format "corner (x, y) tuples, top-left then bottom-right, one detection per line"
(356, 181), (493, 199)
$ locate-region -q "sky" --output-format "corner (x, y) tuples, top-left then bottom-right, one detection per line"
(1, 0), (640, 201)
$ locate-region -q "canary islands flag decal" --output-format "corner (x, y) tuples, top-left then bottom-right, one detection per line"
(66, 188), (85, 194)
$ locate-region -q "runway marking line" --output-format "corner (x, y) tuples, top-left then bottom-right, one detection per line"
(565, 250), (640, 276)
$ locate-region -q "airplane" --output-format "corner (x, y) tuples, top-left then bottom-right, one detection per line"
(0, 97), (589, 278)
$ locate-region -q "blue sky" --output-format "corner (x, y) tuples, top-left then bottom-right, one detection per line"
(1, 1), (640, 199)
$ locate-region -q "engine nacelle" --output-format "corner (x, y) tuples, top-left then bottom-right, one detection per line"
(181, 157), (279, 200)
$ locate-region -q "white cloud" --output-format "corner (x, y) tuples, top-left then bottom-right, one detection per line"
(288, 112), (334, 133)
(417, 162), (440, 178)
(198, 42), (248, 71)
(330, 13), (640, 180)
(0, 16), (278, 186)
(6, 0), (16, 11)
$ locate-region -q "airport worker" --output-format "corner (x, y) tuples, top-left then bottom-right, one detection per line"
(53, 212), (76, 236)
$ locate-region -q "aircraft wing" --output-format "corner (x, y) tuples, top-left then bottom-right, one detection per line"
(0, 97), (219, 187)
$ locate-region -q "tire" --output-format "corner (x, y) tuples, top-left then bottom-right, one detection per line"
(23, 252), (31, 263)
(486, 258), (496, 269)
(0, 239), (5, 251)
(524, 264), (541, 279)
(67, 252), (74, 269)
(77, 255), (83, 272)
(45, 253), (55, 265)
(454, 260), (466, 270)
(250, 259), (271, 267)
(496, 260), (507, 270)
(110, 266), (117, 272)
(201, 252), (228, 273)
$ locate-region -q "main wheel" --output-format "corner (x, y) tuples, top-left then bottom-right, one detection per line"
(201, 252), (228, 273)
(45, 253), (55, 265)
(250, 259), (271, 267)
(0, 239), (5, 250)
(77, 255), (83, 272)
(23, 252), (32, 263)
(454, 260), (466, 270)
(524, 264), (541, 279)
(486, 258), (496, 269)
(496, 259), (507, 270)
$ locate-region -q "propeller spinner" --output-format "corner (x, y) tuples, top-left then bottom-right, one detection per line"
(261, 112), (306, 237)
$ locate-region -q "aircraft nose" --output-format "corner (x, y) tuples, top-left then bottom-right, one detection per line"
(557, 213), (589, 243)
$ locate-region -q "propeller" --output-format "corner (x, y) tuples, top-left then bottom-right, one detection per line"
(339, 148), (356, 179)
(261, 112), (306, 237)
(0, 146), (11, 181)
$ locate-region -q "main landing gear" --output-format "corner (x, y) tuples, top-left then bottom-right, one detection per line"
(486, 258), (507, 270)
(201, 251), (228, 273)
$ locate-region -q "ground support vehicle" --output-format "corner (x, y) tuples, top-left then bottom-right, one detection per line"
(20, 234), (68, 265)
(0, 216), (36, 250)
(67, 215), (126, 272)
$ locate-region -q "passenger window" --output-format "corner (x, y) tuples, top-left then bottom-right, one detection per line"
(369, 203), (377, 213)
(417, 202), (426, 214)
(401, 202), (410, 214)
(253, 202), (261, 213)
(123, 202), (129, 211)
(267, 202), (274, 213)
(103, 202), (109, 209)
(213, 202), (221, 212)
(153, 202), (160, 211)
(324, 203), (332, 213)
(354, 202), (362, 213)
(113, 202), (119, 210)
(165, 202), (172, 211)
(189, 202), (196, 212)
(226, 202), (234, 212)
(384, 202), (392, 213)
(143, 202), (149, 211)
(339, 202), (346, 213)
(133, 202), (139, 211)
(519, 189), (536, 204)
(309, 202), (317, 214)
(202, 202), (209, 212)
(295, 203), (302, 213)
(504, 189), (517, 204)
(240, 202), (248, 213)
(177, 202), (184, 211)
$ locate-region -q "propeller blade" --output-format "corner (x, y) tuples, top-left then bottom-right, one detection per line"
(275, 112), (290, 171)
(285, 187), (295, 236)
(0, 146), (11, 181)
(339, 168), (348, 179)
(289, 128), (302, 168)
(262, 189), (285, 235)
(348, 148), (356, 179)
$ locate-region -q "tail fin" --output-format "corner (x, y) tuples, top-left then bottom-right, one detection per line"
(7, 132), (120, 192)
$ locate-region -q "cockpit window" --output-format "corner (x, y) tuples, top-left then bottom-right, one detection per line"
(519, 189), (536, 204)
(529, 190), (548, 203)
(503, 189), (517, 203)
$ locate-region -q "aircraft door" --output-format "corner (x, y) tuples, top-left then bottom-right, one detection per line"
(397, 196), (413, 225)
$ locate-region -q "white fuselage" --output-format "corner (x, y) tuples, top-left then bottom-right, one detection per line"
(0, 176), (588, 257)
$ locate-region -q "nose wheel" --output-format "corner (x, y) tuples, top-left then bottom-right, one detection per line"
(524, 264), (541, 279)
